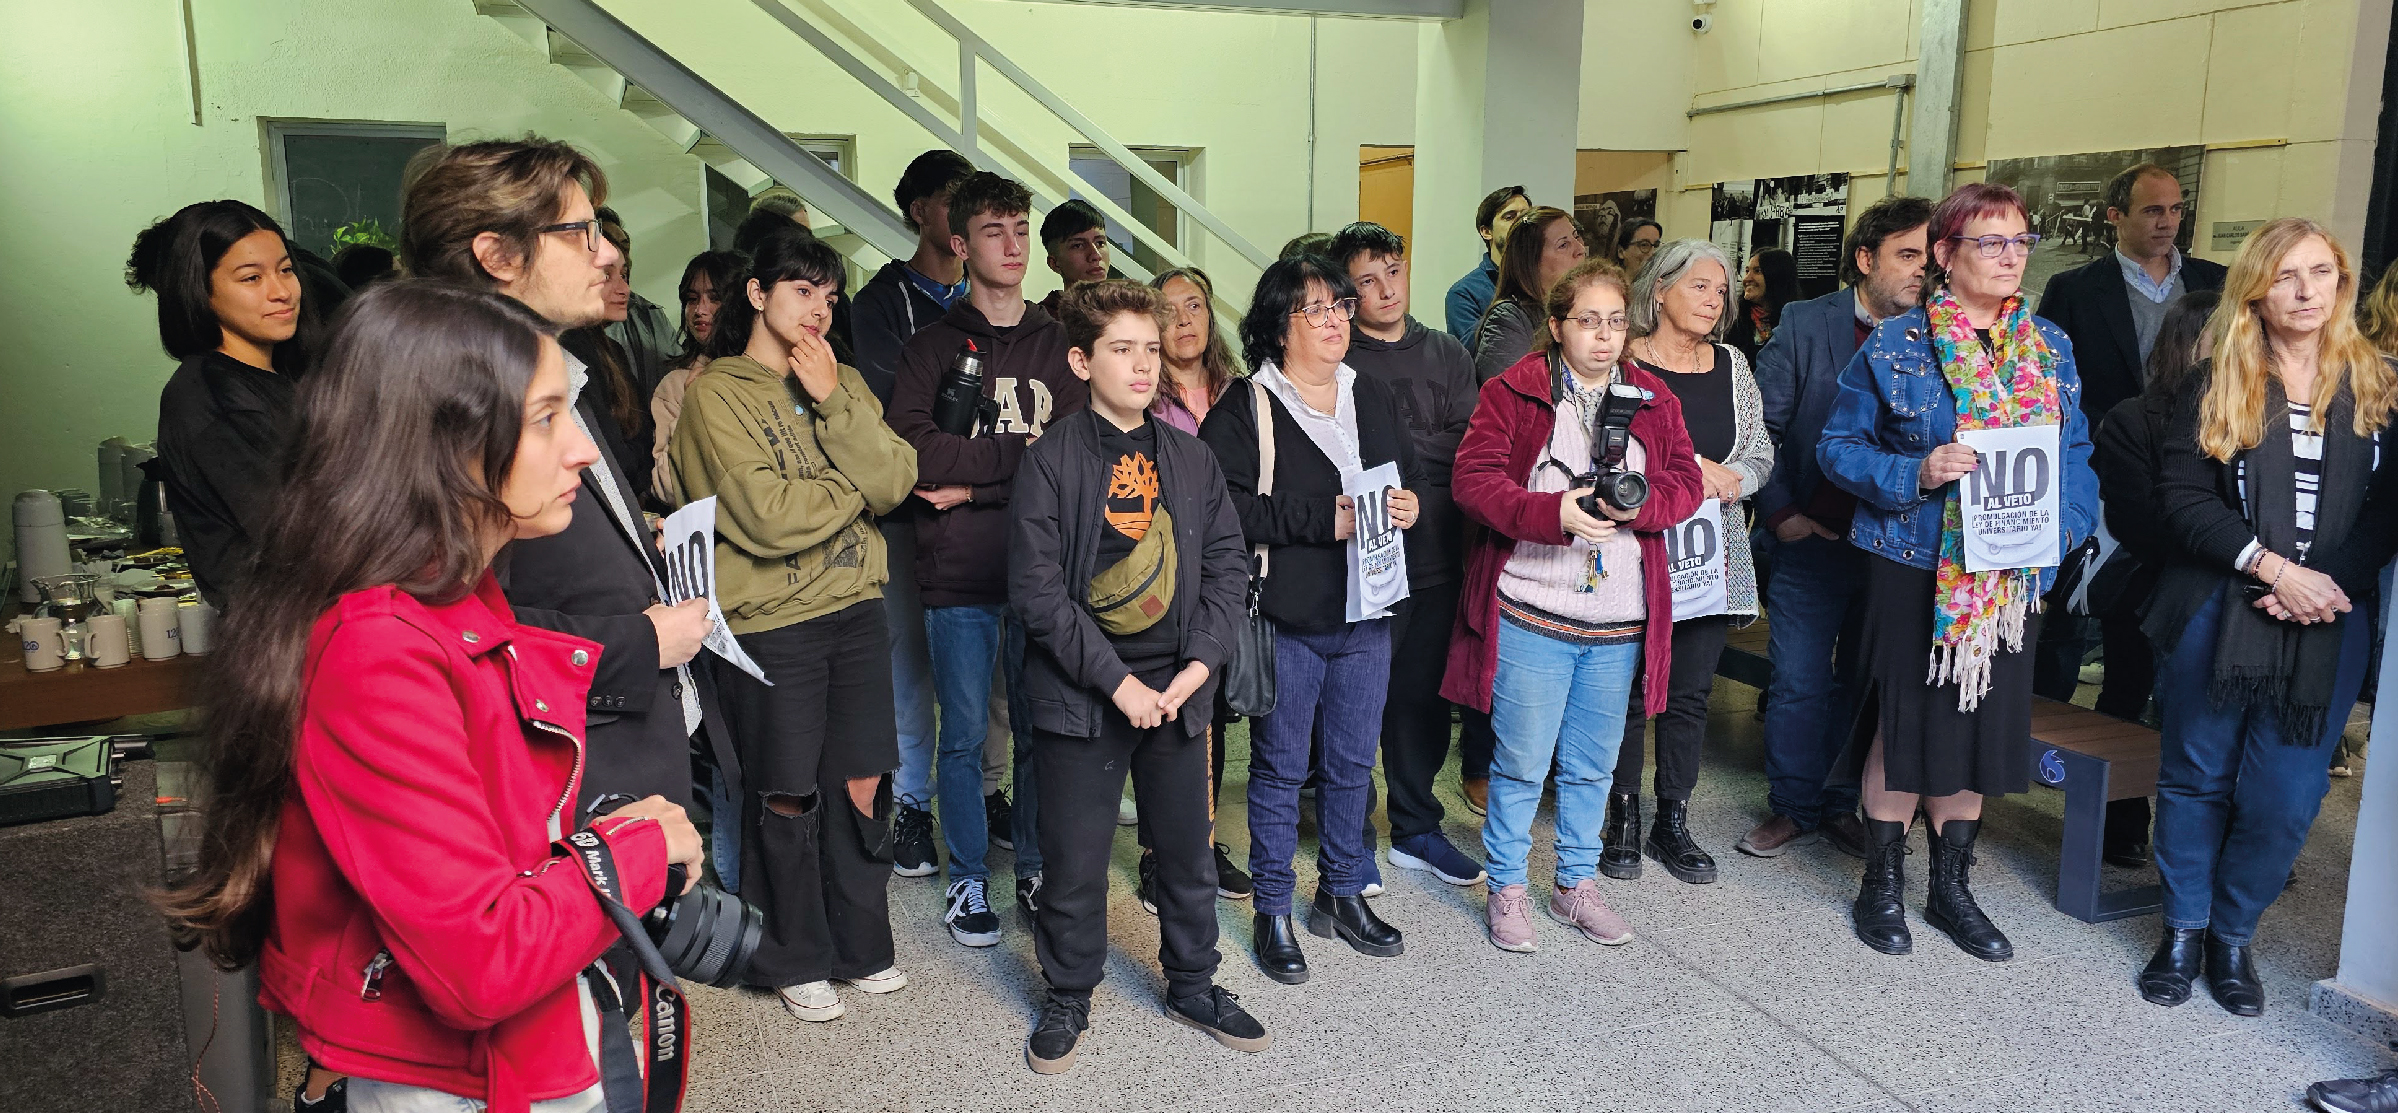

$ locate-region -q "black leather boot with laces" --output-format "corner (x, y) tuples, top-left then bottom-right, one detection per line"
(1645, 798), (1719, 885)
(1601, 791), (1644, 880)
(1852, 818), (1912, 955)
(1924, 819), (2012, 962)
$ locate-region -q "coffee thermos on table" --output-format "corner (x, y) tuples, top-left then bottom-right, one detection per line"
(98, 437), (131, 519)
(14, 490), (72, 605)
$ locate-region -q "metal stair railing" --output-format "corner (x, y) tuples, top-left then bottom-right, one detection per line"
(753, 0), (1275, 285)
(511, 0), (918, 261)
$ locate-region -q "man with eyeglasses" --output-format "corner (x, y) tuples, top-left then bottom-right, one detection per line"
(2028, 163), (2224, 866)
(1741, 194), (1932, 862)
(1329, 221), (1497, 880)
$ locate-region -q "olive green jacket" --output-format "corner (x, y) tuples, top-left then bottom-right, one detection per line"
(670, 354), (917, 633)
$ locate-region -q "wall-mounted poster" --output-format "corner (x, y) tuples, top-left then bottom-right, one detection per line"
(1710, 174), (1849, 299)
(1575, 189), (1657, 263)
(1984, 145), (2204, 307)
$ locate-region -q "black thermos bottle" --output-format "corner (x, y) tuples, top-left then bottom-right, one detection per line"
(932, 340), (987, 436)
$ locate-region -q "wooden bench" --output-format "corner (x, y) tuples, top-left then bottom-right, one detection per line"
(2028, 696), (2162, 923)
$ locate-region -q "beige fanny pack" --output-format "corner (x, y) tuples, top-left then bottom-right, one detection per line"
(1087, 504), (1177, 635)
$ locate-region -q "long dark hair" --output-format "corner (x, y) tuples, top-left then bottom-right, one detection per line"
(2143, 289), (2220, 401)
(1746, 248), (1800, 327)
(675, 250), (747, 365)
(706, 226), (845, 361)
(157, 281), (556, 969)
(1239, 254), (1357, 371)
(1493, 207), (1578, 314)
(1148, 266), (1242, 405)
(125, 200), (322, 375)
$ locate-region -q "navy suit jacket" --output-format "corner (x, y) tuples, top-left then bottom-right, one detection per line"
(2036, 252), (2227, 427)
(1754, 286), (1866, 526)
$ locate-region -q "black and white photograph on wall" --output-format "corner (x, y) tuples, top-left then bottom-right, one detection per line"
(1711, 174), (1850, 298)
(1576, 189), (1657, 265)
(1986, 145), (2205, 304)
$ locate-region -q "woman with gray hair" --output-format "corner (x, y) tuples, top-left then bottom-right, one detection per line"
(1603, 238), (1774, 886)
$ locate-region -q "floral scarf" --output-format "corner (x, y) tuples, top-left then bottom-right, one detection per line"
(1925, 287), (2061, 711)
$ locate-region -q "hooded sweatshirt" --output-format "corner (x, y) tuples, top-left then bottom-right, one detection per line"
(1346, 315), (1480, 588)
(670, 354), (918, 634)
(888, 298), (1087, 607)
(852, 259), (964, 405)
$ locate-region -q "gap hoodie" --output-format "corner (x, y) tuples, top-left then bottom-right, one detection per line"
(887, 298), (1086, 607)
(1346, 315), (1480, 588)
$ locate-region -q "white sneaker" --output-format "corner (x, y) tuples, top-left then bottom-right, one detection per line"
(1118, 794), (1139, 826)
(780, 981), (844, 1022)
(840, 967), (908, 994)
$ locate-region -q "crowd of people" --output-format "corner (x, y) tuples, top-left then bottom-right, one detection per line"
(124, 135), (2398, 1112)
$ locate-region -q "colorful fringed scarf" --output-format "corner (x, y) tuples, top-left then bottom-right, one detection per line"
(1925, 287), (2061, 711)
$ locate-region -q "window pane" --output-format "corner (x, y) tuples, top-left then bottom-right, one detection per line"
(279, 132), (440, 257)
(1068, 152), (1185, 276)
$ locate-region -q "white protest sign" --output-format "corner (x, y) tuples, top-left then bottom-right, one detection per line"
(1956, 424), (2061, 573)
(1666, 496), (1729, 622)
(1344, 461), (1410, 622)
(657, 496), (770, 684)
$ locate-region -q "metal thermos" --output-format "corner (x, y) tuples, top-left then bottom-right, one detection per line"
(135, 457), (172, 550)
(931, 341), (988, 437)
(98, 438), (131, 518)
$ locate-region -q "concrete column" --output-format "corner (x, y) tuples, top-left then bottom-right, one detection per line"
(1407, 0), (1582, 318)
(1904, 0), (1966, 198)
(2314, 579), (2398, 1044)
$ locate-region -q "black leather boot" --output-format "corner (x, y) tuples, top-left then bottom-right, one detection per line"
(1252, 913), (1309, 985)
(1644, 798), (1719, 885)
(2137, 926), (2204, 1007)
(1306, 888), (1403, 957)
(1923, 819), (2013, 962)
(1601, 791), (1644, 880)
(1852, 818), (1912, 955)
(2205, 932), (2264, 1016)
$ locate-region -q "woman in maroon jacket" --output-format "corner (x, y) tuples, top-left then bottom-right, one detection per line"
(161, 281), (704, 1113)
(1442, 260), (1703, 954)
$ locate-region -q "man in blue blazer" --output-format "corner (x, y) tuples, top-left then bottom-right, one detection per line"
(1739, 195), (1933, 862)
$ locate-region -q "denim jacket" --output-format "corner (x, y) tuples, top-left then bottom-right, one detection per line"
(1814, 307), (2099, 593)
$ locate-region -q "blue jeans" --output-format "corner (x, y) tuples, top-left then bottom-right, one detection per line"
(2154, 587), (2369, 945)
(1247, 619), (1392, 915)
(882, 520), (937, 810)
(1761, 536), (1867, 828)
(1484, 620), (1641, 889)
(925, 603), (1039, 882)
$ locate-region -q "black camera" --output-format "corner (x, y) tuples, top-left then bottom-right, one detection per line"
(932, 341), (1001, 437)
(642, 863), (764, 989)
(1575, 378), (1651, 516)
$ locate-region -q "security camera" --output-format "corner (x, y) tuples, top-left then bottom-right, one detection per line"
(1691, 13), (1712, 31)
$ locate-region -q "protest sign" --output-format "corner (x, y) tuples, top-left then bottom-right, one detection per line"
(1666, 497), (1729, 621)
(1956, 425), (2062, 573)
(657, 496), (769, 683)
(1345, 462), (1410, 622)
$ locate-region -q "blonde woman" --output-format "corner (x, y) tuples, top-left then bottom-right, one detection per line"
(2141, 218), (2398, 1016)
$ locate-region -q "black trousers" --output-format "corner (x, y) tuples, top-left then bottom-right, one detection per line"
(2095, 606), (2156, 845)
(1033, 677), (1221, 1002)
(722, 601), (898, 987)
(1614, 615), (1730, 801)
(1382, 579), (1469, 840)
(1136, 718), (1225, 853)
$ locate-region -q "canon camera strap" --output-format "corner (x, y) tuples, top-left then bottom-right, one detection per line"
(557, 826), (690, 1113)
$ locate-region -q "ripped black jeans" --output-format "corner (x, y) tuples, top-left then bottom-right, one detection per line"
(723, 600), (900, 987)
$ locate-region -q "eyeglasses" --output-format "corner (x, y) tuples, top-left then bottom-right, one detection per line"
(538, 219), (606, 254)
(1290, 298), (1359, 327)
(1948, 233), (2043, 259)
(1559, 312), (1630, 333)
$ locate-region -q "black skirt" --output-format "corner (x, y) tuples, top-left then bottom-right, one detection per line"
(1835, 555), (2039, 798)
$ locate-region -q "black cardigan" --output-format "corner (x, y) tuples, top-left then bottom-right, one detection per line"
(2145, 366), (2398, 656)
(1197, 374), (1425, 631)
(154, 352), (296, 608)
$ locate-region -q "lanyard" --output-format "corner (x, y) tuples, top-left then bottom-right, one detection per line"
(557, 828), (690, 1113)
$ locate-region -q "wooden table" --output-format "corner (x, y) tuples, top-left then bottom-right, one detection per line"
(0, 636), (203, 731)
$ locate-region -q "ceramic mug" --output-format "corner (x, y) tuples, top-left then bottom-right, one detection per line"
(138, 597), (181, 660)
(20, 617), (64, 672)
(178, 599), (217, 656)
(87, 613), (131, 668)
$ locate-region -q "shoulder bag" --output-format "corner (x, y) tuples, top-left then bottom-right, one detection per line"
(1218, 382), (1279, 717)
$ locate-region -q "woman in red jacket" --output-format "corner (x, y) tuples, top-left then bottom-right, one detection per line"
(161, 281), (704, 1113)
(1442, 260), (1703, 955)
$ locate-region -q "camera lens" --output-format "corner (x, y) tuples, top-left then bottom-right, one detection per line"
(1603, 471), (1650, 512)
(643, 882), (764, 988)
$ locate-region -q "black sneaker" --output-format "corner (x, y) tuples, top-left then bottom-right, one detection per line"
(1214, 843), (1253, 900)
(987, 790), (1015, 851)
(944, 877), (1000, 947)
(1166, 985), (1270, 1053)
(1025, 993), (1090, 1075)
(1016, 873), (1044, 919)
(1137, 852), (1160, 915)
(892, 804), (938, 878)
(2311, 1068), (2398, 1112)
(294, 1074), (347, 1112)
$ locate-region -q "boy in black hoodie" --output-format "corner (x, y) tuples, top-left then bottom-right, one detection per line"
(889, 172), (1088, 948)
(1332, 221), (1495, 884)
(1009, 279), (1263, 1073)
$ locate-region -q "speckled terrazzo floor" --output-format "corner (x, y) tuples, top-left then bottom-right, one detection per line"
(666, 680), (2395, 1113)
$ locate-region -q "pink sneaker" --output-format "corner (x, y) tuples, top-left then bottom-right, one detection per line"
(1486, 884), (1539, 953)
(1548, 878), (1634, 945)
